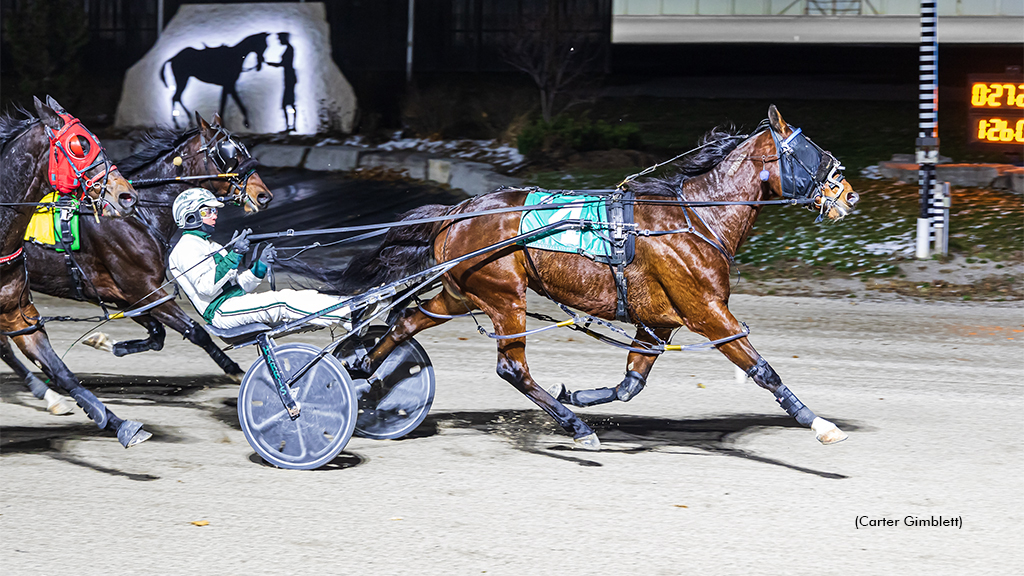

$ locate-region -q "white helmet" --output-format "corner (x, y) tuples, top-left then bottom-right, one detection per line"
(173, 187), (224, 229)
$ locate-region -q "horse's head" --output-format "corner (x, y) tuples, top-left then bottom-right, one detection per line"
(765, 105), (859, 221)
(35, 96), (137, 217)
(191, 112), (272, 213)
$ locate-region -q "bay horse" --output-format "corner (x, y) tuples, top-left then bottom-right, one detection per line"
(0, 96), (150, 448)
(342, 106), (859, 449)
(1, 113), (273, 414)
(161, 33), (270, 128)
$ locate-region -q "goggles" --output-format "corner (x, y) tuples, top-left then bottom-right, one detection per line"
(199, 206), (218, 218)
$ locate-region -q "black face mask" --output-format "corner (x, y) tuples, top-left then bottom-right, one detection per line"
(200, 222), (216, 235)
(770, 127), (844, 200)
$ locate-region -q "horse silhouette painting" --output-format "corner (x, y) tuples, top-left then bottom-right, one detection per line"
(161, 33), (270, 129)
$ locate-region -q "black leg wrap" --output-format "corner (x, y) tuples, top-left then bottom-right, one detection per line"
(773, 384), (817, 426)
(569, 387), (618, 407)
(746, 357), (782, 389)
(112, 339), (163, 357)
(615, 370), (647, 402)
(747, 358), (816, 427)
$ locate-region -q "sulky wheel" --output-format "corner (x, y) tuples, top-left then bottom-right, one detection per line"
(237, 343), (357, 470)
(334, 325), (435, 440)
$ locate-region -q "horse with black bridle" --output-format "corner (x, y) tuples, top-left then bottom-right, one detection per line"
(0, 113), (273, 413)
(0, 96), (150, 447)
(337, 106), (860, 449)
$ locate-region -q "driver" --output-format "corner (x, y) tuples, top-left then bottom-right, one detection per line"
(168, 187), (354, 331)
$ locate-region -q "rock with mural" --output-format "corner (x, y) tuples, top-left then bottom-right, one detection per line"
(115, 2), (356, 135)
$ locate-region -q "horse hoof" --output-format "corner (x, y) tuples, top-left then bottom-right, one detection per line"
(226, 372), (243, 384)
(82, 332), (114, 353)
(117, 420), (152, 448)
(811, 417), (848, 445)
(573, 433), (601, 451)
(44, 390), (75, 416)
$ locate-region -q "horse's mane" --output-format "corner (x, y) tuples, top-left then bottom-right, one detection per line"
(118, 126), (199, 174)
(0, 106), (39, 151)
(630, 123), (768, 198)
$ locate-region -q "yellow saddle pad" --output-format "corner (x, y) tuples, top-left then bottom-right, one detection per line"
(24, 192), (79, 251)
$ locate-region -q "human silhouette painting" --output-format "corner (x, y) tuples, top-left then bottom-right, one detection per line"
(161, 31), (295, 131)
(266, 33), (297, 132)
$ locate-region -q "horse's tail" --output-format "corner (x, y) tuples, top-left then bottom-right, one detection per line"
(160, 59), (171, 88)
(274, 204), (453, 296)
(342, 203), (452, 291)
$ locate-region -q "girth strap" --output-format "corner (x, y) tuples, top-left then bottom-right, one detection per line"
(601, 190), (635, 323)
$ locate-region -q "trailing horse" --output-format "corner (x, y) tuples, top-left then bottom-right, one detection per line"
(0, 96), (150, 447)
(1, 114), (273, 410)
(338, 106), (859, 449)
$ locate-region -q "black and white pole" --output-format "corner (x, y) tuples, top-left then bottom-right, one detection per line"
(916, 0), (939, 259)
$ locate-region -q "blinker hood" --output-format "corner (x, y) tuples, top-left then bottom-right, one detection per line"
(770, 127), (842, 200)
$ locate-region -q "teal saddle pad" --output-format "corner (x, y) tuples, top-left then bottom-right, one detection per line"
(518, 191), (611, 258)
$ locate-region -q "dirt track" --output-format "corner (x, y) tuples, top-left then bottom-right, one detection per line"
(1, 292), (1021, 575)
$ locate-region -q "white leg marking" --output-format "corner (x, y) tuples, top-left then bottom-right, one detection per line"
(811, 417), (848, 445)
(43, 389), (75, 416)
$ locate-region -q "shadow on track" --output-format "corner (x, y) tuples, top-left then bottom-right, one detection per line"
(3, 374), (854, 478)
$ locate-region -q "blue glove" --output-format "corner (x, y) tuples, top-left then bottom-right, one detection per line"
(231, 228), (251, 254)
(259, 245), (277, 266)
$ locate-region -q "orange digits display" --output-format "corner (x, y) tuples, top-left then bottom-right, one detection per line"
(974, 118), (1024, 143)
(970, 83), (1024, 109)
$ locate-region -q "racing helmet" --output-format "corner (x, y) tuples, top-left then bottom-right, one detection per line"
(173, 187), (224, 229)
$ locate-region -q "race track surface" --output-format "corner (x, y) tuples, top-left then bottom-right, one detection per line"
(1, 293), (1021, 575)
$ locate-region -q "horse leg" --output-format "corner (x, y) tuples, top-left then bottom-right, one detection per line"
(229, 89), (251, 128)
(485, 299), (600, 449)
(361, 291), (460, 374)
(0, 334), (75, 415)
(2, 308), (151, 447)
(111, 315), (165, 357)
(150, 302), (243, 379)
(552, 327), (672, 407)
(691, 301), (847, 445)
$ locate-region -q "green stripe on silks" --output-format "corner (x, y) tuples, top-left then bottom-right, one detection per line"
(213, 251), (243, 282)
(518, 191), (611, 258)
(203, 285), (246, 323)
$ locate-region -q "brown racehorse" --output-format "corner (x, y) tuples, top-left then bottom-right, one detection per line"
(0, 96), (150, 447)
(0, 114), (273, 413)
(344, 106), (859, 449)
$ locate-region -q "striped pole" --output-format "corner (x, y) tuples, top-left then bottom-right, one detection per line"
(915, 0), (939, 259)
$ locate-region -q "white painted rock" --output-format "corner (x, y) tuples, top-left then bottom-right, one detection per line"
(115, 2), (356, 135)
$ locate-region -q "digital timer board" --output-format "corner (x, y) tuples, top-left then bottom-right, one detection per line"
(967, 74), (1024, 147)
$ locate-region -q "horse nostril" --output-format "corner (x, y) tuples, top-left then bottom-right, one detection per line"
(257, 192), (272, 206)
(118, 192), (137, 208)
(846, 191), (860, 205)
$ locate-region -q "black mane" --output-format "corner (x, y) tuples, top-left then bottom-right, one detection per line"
(0, 106), (39, 152)
(118, 126), (198, 175)
(631, 124), (767, 197)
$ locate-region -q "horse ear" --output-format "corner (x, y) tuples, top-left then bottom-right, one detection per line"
(768, 105), (789, 133)
(211, 113), (223, 127)
(195, 111), (212, 132)
(45, 95), (68, 115)
(34, 96), (64, 130)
